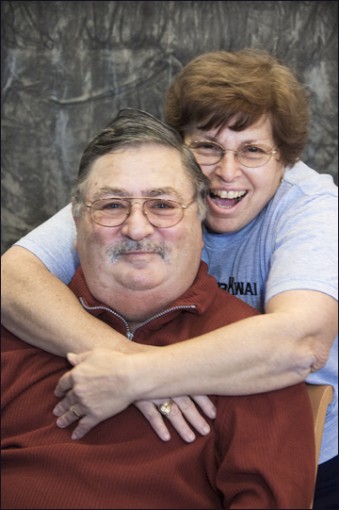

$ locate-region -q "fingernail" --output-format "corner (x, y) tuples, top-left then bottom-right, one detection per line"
(186, 432), (196, 442)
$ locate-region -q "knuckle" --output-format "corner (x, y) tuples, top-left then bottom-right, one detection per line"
(175, 396), (192, 411)
(168, 404), (180, 418)
(137, 402), (160, 419)
(146, 406), (161, 419)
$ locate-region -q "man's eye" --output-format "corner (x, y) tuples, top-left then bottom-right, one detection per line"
(100, 200), (128, 210)
(150, 200), (176, 210)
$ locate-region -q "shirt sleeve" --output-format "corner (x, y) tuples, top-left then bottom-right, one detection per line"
(14, 203), (79, 284)
(215, 384), (315, 508)
(265, 192), (338, 303)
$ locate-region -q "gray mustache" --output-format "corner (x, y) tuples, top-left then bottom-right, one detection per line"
(106, 240), (169, 263)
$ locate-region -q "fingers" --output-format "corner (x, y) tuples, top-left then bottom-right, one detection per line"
(70, 415), (98, 440)
(135, 399), (196, 443)
(159, 399), (197, 442)
(55, 352), (93, 397)
(53, 396), (101, 440)
(54, 372), (73, 398)
(191, 395), (217, 420)
(171, 396), (212, 438)
(55, 409), (99, 440)
(53, 395), (74, 418)
(67, 352), (86, 366)
(53, 402), (81, 426)
(134, 396), (216, 444)
(134, 401), (171, 441)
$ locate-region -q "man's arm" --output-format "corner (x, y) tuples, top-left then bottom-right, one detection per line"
(216, 383), (315, 508)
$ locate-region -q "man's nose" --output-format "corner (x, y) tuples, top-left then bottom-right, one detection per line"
(120, 204), (155, 240)
(215, 150), (242, 182)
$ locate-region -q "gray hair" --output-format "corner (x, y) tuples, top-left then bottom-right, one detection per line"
(72, 109), (209, 219)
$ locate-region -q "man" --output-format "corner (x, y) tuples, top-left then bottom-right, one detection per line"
(2, 109), (315, 509)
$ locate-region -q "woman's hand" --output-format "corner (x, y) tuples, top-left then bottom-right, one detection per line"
(53, 349), (133, 438)
(53, 349), (216, 441)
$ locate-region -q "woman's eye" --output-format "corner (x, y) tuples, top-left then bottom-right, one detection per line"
(243, 145), (265, 154)
(197, 143), (218, 150)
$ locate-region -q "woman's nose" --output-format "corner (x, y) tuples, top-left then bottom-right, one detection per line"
(215, 150), (242, 181)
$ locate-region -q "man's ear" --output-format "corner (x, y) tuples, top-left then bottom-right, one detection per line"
(71, 199), (80, 252)
(71, 198), (80, 227)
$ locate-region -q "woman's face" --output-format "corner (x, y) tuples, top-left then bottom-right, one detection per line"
(185, 115), (285, 233)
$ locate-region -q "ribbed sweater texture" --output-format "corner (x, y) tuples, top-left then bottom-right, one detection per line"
(1, 263), (315, 508)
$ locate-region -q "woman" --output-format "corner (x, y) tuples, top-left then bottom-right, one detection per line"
(2, 49), (337, 508)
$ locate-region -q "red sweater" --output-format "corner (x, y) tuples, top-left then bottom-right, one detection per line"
(1, 262), (315, 509)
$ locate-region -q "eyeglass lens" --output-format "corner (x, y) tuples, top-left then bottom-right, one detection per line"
(90, 198), (185, 228)
(189, 142), (274, 167)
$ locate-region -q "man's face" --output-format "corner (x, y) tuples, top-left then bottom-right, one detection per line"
(185, 115), (285, 233)
(74, 144), (204, 305)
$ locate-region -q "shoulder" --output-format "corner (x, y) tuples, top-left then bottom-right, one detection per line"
(266, 162), (338, 229)
(280, 161), (338, 199)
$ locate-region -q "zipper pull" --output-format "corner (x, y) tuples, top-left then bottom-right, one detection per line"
(126, 331), (134, 340)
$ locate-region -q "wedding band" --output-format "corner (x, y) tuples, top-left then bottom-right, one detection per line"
(70, 405), (81, 418)
(158, 400), (173, 416)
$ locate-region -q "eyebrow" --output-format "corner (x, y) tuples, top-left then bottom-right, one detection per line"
(91, 186), (185, 201)
(144, 187), (184, 200)
(196, 134), (270, 146)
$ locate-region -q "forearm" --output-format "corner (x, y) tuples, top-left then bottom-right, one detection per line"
(129, 313), (314, 399)
(132, 290), (337, 399)
(53, 290), (336, 439)
(1, 247), (142, 356)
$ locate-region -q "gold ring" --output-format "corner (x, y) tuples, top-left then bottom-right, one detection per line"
(158, 400), (173, 416)
(70, 405), (81, 418)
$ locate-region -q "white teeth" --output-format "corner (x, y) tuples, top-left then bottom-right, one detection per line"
(213, 190), (246, 199)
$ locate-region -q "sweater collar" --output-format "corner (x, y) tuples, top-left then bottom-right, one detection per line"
(69, 261), (218, 327)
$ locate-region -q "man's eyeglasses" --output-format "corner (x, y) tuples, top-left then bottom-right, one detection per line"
(187, 141), (278, 168)
(84, 197), (196, 228)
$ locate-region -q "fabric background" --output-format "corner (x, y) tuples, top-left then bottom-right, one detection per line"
(1, 0), (338, 253)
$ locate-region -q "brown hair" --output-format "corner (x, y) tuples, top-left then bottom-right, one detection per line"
(72, 109), (209, 219)
(164, 49), (309, 166)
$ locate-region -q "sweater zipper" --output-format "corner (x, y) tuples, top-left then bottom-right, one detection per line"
(79, 297), (196, 340)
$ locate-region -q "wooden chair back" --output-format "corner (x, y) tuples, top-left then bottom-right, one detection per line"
(306, 383), (333, 508)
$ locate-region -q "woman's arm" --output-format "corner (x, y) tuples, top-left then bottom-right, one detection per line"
(136, 289), (336, 396)
(3, 246), (337, 389)
(1, 246), (138, 355)
(53, 288), (337, 439)
(1, 246), (215, 441)
(2, 247), (337, 440)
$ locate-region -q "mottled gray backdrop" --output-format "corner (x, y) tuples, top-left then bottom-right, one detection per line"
(1, 1), (338, 253)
